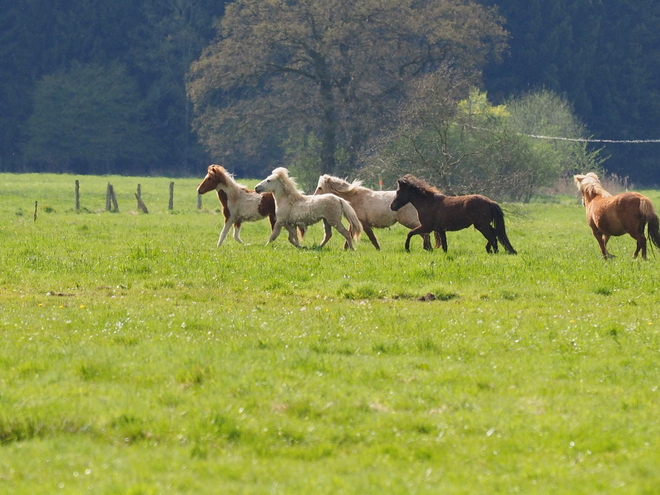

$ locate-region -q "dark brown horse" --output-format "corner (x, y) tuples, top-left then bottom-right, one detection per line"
(574, 172), (660, 259)
(390, 174), (517, 254)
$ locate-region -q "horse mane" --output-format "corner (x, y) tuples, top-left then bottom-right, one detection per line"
(399, 174), (441, 196)
(574, 172), (612, 198)
(207, 164), (245, 189)
(320, 175), (364, 195)
(272, 167), (305, 198)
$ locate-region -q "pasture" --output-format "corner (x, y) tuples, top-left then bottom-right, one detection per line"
(1, 172), (659, 494)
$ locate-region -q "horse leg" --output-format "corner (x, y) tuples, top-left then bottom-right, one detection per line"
(476, 225), (498, 253)
(285, 224), (302, 248)
(362, 225), (381, 250)
(233, 222), (243, 244)
(319, 219), (333, 248)
(630, 228), (647, 259)
(334, 222), (355, 250)
(593, 230), (613, 258)
(422, 233), (432, 251)
(217, 220), (233, 247)
(266, 221), (283, 246)
(437, 231), (448, 252)
(404, 226), (430, 252)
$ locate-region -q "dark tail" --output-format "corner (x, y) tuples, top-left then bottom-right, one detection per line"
(640, 197), (660, 251)
(646, 213), (660, 250)
(490, 203), (517, 254)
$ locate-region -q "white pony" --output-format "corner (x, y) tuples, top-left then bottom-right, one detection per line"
(255, 168), (362, 249)
(197, 164), (302, 247)
(314, 174), (438, 250)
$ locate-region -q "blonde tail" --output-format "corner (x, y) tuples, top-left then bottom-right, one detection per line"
(340, 199), (362, 240)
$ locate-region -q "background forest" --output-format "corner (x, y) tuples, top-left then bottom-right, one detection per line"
(1, 0), (659, 188)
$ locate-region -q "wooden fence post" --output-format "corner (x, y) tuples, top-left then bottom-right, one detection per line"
(197, 193), (202, 209)
(106, 183), (119, 212)
(168, 182), (174, 210)
(135, 184), (149, 213)
(75, 180), (80, 211)
(33, 201), (38, 221)
(106, 183), (112, 211)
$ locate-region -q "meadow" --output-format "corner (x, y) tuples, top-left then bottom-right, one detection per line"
(1, 172), (659, 494)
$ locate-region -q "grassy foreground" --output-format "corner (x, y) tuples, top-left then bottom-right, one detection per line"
(1, 173), (660, 494)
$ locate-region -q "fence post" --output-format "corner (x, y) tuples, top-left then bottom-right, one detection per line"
(75, 180), (80, 211)
(168, 182), (174, 210)
(106, 183), (112, 211)
(106, 183), (119, 212)
(197, 193), (202, 209)
(135, 184), (149, 213)
(33, 201), (38, 221)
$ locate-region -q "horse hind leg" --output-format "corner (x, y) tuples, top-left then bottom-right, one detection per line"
(233, 222), (244, 244)
(363, 225), (381, 250)
(319, 219), (334, 248)
(333, 221), (355, 250)
(630, 224), (647, 259)
(476, 225), (498, 253)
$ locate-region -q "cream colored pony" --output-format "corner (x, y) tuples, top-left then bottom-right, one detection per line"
(314, 174), (437, 250)
(575, 172), (660, 259)
(255, 168), (362, 249)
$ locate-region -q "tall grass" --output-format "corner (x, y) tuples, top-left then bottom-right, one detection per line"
(1, 173), (660, 493)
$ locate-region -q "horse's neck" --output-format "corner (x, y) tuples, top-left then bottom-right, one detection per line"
(411, 191), (441, 207)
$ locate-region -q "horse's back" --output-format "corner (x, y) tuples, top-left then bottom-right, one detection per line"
(437, 194), (495, 230)
(588, 193), (645, 235)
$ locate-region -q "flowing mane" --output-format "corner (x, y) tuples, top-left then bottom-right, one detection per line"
(272, 167), (305, 200)
(200, 164), (249, 194)
(399, 174), (441, 196)
(318, 175), (364, 196)
(574, 172), (612, 199)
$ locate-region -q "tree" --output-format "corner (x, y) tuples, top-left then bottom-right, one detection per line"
(187, 0), (507, 179)
(360, 75), (581, 201)
(24, 62), (159, 174)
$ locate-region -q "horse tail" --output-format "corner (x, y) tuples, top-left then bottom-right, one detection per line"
(640, 198), (660, 250)
(490, 203), (517, 254)
(340, 198), (363, 240)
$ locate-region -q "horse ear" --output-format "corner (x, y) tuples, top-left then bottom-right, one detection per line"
(574, 174), (585, 183)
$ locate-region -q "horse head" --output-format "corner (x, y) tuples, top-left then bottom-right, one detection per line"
(574, 172), (612, 204)
(390, 179), (411, 211)
(197, 164), (228, 194)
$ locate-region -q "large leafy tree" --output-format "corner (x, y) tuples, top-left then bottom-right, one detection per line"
(188, 0), (507, 179)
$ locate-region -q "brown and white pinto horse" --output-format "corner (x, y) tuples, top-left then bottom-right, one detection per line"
(390, 174), (517, 254)
(574, 172), (660, 259)
(197, 165), (302, 247)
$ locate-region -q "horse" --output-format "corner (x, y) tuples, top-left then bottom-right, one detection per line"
(574, 172), (660, 259)
(389, 174), (517, 254)
(255, 167), (362, 249)
(197, 164), (302, 247)
(314, 174), (439, 250)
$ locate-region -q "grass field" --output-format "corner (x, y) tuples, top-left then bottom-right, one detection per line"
(1, 172), (659, 494)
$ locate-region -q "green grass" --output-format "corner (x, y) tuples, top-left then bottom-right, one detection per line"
(1, 173), (660, 493)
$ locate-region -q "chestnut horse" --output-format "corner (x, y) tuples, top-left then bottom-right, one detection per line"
(255, 168), (362, 249)
(197, 165), (302, 247)
(314, 174), (439, 250)
(574, 172), (660, 259)
(390, 174), (517, 254)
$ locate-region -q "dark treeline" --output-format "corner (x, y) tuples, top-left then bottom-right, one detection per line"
(1, 0), (659, 183)
(481, 0), (660, 184)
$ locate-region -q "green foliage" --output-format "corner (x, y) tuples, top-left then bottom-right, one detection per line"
(362, 84), (597, 201)
(24, 62), (159, 173)
(3, 173), (660, 492)
(188, 0), (507, 176)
